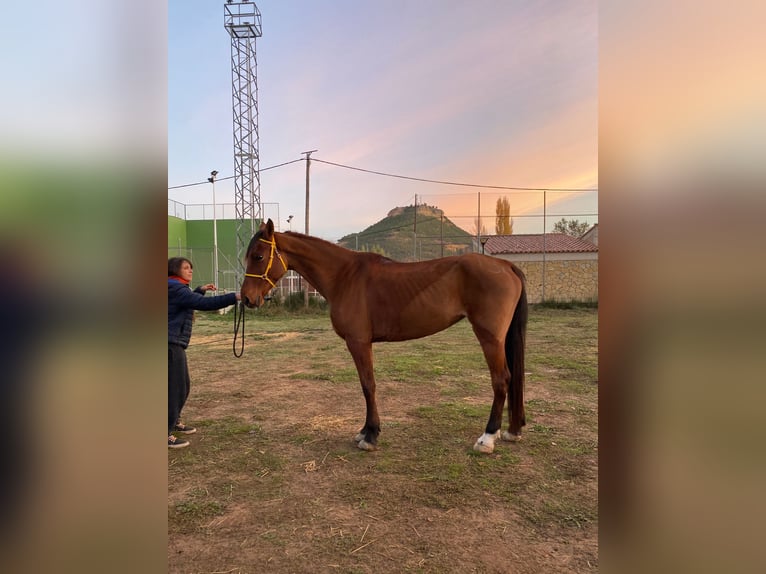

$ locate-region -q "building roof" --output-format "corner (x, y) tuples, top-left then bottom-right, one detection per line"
(485, 233), (598, 255)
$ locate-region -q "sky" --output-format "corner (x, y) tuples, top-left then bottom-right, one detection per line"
(3, 4), (766, 569)
(168, 0), (598, 241)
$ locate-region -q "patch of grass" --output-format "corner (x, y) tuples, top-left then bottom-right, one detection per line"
(172, 499), (225, 520)
(542, 498), (598, 529)
(415, 401), (487, 425)
(169, 490), (228, 535)
(375, 353), (442, 383)
(247, 333), (280, 341)
(289, 433), (315, 445)
(554, 377), (598, 395)
(292, 364), (359, 383)
(530, 423), (555, 435)
(556, 436), (598, 457)
(171, 307), (598, 573)
(201, 416), (261, 437)
(348, 401), (532, 510)
(529, 352), (597, 382)
(526, 397), (554, 413)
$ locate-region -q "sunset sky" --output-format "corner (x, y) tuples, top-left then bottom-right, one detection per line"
(168, 1), (598, 241)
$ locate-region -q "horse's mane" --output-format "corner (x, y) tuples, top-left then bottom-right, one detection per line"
(285, 232), (402, 264)
(245, 228), (332, 256)
(248, 229), (394, 264)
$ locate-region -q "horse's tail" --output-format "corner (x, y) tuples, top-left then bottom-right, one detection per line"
(505, 265), (528, 435)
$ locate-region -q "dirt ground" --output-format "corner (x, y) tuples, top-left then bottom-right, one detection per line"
(168, 308), (598, 573)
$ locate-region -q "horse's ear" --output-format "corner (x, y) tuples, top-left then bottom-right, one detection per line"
(258, 219), (275, 237)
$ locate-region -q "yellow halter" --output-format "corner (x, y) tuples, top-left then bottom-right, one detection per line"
(244, 237), (287, 287)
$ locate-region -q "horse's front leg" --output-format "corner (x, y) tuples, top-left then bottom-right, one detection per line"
(345, 339), (380, 451)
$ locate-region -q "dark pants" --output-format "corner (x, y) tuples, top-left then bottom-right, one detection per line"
(168, 343), (191, 435)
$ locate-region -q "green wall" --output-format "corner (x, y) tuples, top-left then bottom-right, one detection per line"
(168, 217), (258, 262)
(167, 217), (249, 288)
(167, 216), (187, 253)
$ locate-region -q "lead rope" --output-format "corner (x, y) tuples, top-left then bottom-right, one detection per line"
(233, 301), (245, 357)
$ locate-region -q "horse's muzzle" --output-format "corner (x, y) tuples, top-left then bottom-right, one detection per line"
(242, 294), (260, 309)
(243, 294), (273, 308)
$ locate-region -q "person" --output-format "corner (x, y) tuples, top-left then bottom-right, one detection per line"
(168, 257), (240, 448)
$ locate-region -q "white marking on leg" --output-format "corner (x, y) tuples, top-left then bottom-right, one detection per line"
(473, 431), (499, 453)
(357, 439), (377, 451)
(354, 432), (365, 443)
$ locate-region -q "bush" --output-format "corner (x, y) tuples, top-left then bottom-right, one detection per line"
(282, 291), (327, 312)
(534, 298), (598, 310)
(235, 291), (329, 316)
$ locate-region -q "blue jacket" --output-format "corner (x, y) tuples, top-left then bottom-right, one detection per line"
(168, 279), (238, 348)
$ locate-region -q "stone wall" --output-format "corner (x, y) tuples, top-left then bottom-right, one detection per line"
(512, 259), (598, 303)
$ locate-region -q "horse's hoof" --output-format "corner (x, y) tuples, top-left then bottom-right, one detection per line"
(357, 439), (378, 451)
(473, 441), (495, 454)
(473, 432), (498, 454)
(501, 431), (522, 442)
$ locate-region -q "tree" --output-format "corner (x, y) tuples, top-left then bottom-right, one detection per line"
(495, 197), (514, 235)
(553, 218), (590, 237)
(362, 243), (389, 257)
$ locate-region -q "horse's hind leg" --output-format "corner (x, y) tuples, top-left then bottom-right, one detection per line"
(472, 335), (509, 454)
(346, 339), (381, 451)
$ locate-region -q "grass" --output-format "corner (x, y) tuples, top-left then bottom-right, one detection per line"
(168, 306), (598, 573)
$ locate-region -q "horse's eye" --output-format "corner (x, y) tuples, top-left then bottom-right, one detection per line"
(254, 255), (264, 261)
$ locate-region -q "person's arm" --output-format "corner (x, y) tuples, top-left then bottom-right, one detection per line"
(175, 286), (238, 311)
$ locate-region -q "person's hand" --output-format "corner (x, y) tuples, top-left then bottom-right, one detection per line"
(235, 292), (242, 301)
(201, 283), (217, 292)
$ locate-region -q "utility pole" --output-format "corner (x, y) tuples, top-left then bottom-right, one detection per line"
(542, 190), (547, 303)
(477, 191), (481, 252)
(440, 213), (444, 258)
(208, 170), (219, 288)
(302, 149), (317, 308)
(413, 194), (418, 261)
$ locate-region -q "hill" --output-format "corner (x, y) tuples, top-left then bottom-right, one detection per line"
(337, 204), (475, 261)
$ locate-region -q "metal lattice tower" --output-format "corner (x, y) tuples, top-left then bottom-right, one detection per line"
(224, 1), (262, 280)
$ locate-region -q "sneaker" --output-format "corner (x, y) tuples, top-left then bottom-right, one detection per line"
(168, 435), (190, 449)
(174, 422), (197, 434)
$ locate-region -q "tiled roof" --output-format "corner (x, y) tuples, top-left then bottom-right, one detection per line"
(485, 233), (598, 254)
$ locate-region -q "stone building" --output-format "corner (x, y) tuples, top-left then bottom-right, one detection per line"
(483, 232), (598, 303)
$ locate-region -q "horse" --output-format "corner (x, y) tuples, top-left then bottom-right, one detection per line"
(240, 219), (528, 454)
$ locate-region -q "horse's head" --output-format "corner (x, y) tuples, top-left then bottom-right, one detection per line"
(241, 218), (288, 308)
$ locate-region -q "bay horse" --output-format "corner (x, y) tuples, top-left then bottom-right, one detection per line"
(241, 219), (528, 454)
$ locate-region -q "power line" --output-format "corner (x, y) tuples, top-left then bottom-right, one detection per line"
(450, 213), (600, 219)
(312, 158), (598, 192)
(261, 158), (304, 172)
(167, 158), (304, 190)
(169, 156), (597, 194)
(168, 179), (211, 190)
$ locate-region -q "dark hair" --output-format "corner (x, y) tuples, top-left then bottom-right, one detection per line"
(168, 257), (193, 276)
